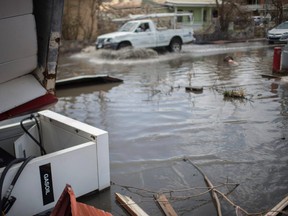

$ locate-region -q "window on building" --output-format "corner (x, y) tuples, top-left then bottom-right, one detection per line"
(212, 9), (218, 18)
(177, 9), (183, 22)
(203, 9), (207, 22)
(247, 0), (259, 4)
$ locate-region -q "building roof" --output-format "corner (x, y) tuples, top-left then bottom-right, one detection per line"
(164, 0), (217, 7)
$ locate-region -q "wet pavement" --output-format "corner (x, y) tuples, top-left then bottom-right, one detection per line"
(51, 41), (288, 216)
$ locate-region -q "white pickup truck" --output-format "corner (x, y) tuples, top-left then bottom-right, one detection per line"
(95, 13), (195, 52)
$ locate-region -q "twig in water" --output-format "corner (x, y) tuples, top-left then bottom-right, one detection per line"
(184, 158), (222, 216)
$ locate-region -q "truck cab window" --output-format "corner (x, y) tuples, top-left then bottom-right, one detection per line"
(136, 23), (150, 32)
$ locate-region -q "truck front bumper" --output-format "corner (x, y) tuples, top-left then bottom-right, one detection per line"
(95, 42), (119, 50)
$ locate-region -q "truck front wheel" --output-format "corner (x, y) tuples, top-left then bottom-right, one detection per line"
(168, 38), (182, 52)
(118, 42), (132, 50)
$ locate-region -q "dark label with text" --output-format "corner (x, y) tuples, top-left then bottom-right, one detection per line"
(39, 163), (54, 205)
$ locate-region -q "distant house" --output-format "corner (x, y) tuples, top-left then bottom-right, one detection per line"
(160, 0), (219, 30)
(106, 0), (219, 30)
(243, 0), (269, 16)
(240, 0), (288, 24)
(103, 0), (219, 29)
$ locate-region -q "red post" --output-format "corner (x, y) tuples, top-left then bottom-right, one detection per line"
(273, 47), (282, 73)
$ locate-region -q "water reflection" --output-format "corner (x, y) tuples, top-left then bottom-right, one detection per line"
(52, 42), (288, 215)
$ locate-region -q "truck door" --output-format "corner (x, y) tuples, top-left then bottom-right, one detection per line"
(134, 22), (156, 48)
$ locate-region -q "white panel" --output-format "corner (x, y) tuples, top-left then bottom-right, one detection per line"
(0, 0), (33, 19)
(97, 133), (110, 190)
(1, 142), (99, 216)
(38, 110), (111, 189)
(0, 75), (47, 113)
(38, 110), (109, 138)
(0, 55), (37, 84)
(0, 14), (37, 64)
(0, 111), (111, 215)
(41, 119), (88, 153)
(14, 125), (41, 158)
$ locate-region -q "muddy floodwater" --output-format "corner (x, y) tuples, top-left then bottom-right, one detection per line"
(51, 42), (288, 216)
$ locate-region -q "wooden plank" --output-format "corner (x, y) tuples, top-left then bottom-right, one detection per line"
(115, 193), (149, 216)
(56, 75), (123, 88)
(265, 195), (288, 216)
(154, 194), (178, 216)
(261, 74), (281, 79)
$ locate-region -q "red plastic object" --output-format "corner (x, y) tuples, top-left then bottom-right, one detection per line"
(0, 93), (58, 121)
(50, 184), (112, 216)
(273, 47), (282, 73)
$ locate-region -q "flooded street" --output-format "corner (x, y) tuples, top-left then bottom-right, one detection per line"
(51, 41), (288, 215)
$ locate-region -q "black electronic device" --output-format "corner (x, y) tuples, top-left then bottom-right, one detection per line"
(0, 148), (15, 168)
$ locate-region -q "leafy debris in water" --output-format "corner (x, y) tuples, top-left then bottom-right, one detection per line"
(223, 89), (245, 99)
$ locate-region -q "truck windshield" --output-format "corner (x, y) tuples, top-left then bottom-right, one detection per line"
(118, 22), (138, 32)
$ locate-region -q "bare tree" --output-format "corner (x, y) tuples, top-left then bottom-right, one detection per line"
(61, 0), (165, 41)
(86, 0), (104, 40)
(62, 0), (83, 40)
(62, 0), (108, 40)
(215, 0), (248, 32)
(272, 0), (283, 24)
(271, 0), (288, 24)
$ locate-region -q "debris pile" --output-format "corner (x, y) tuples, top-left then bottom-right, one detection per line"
(223, 89), (245, 99)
